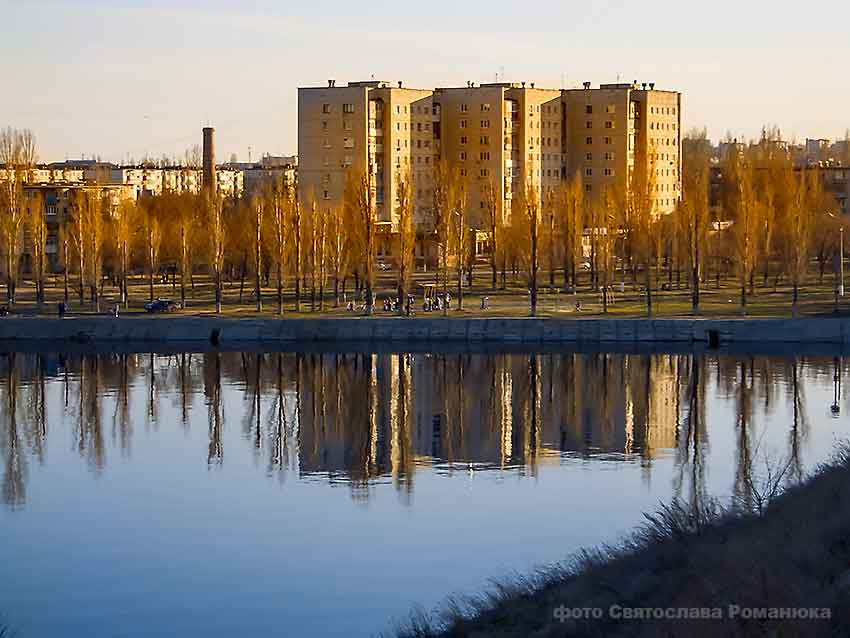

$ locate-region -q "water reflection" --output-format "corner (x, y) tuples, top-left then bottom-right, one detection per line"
(0, 350), (845, 509)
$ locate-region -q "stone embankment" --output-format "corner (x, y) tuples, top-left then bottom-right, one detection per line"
(0, 316), (848, 346)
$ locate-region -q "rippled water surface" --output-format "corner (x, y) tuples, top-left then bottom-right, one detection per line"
(0, 349), (847, 637)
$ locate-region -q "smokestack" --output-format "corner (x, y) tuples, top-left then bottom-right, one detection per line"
(649, 82), (655, 90)
(583, 81), (591, 90)
(202, 127), (216, 193)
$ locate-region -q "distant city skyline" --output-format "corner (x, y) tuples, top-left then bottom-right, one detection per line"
(4, 0), (850, 163)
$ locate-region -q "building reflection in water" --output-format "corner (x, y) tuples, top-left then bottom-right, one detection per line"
(0, 350), (841, 508)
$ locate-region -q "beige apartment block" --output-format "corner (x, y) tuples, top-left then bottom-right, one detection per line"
(432, 82), (561, 234)
(297, 80), (432, 255)
(298, 79), (683, 260)
(563, 82), (682, 216)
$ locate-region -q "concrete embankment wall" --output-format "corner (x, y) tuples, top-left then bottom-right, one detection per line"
(0, 316), (848, 346)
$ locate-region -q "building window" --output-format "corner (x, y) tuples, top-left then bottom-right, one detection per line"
(480, 152), (490, 160)
(585, 184), (592, 192)
(322, 104), (331, 114)
(461, 119), (467, 128)
(343, 103), (354, 114)
(460, 136), (468, 144)
(343, 119), (352, 131)
(481, 120), (489, 128)
(321, 121), (328, 131)
(604, 168), (614, 176)
(604, 152), (614, 161)
(323, 190), (330, 200)
(460, 103), (469, 113)
(585, 152), (592, 161)
(605, 121), (614, 129)
(480, 136), (489, 145)
(604, 136), (611, 145)
(585, 136), (593, 145)
(481, 103), (491, 112)
(585, 168), (593, 176)
(585, 104), (592, 114)
(459, 151), (467, 161)
(343, 137), (354, 149)
(586, 121), (592, 129)
(606, 104), (615, 114)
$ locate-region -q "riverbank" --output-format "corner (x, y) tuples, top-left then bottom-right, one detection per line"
(0, 315), (849, 346)
(392, 447), (850, 638)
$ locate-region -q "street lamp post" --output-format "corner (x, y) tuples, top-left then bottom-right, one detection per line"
(838, 224), (844, 297)
(828, 212), (845, 298)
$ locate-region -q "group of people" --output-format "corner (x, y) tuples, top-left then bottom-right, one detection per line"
(344, 292), (414, 316)
(423, 292), (451, 312)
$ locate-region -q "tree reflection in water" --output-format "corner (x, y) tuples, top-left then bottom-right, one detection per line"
(0, 349), (843, 508)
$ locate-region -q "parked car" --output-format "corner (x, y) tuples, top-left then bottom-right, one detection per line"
(144, 299), (181, 313)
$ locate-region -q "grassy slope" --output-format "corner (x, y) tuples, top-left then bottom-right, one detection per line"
(392, 448), (850, 638)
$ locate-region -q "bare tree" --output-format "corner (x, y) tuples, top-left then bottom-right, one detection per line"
(113, 199), (136, 307)
(326, 203), (348, 308)
(292, 190), (304, 312)
(0, 127), (37, 304)
(251, 194), (264, 312)
(268, 176), (289, 314)
(207, 192), (225, 313)
(627, 146), (658, 315)
(431, 160), (452, 316)
(448, 165), (469, 310)
(25, 190), (47, 307)
(728, 147), (759, 315)
(681, 129), (711, 314)
(557, 173), (585, 291)
(483, 177), (501, 290)
(142, 198), (162, 304)
(782, 169), (822, 316)
(395, 168), (415, 314)
(176, 193), (197, 308)
(519, 165), (540, 316)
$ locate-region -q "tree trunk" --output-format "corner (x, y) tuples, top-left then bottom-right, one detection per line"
(215, 270), (222, 314)
(691, 263), (700, 315)
(277, 263), (284, 315)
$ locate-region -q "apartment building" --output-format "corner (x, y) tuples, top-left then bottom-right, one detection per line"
(297, 80), (433, 255)
(2, 161), (245, 199)
(432, 82), (561, 229)
(563, 82), (682, 216)
(298, 79), (683, 259)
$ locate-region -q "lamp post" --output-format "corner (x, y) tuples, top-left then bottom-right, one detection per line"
(832, 356), (841, 417)
(828, 212), (845, 297)
(838, 224), (844, 297)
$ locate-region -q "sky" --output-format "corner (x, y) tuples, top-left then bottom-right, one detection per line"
(2, 0), (849, 164)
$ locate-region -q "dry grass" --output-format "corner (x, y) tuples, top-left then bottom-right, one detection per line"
(388, 445), (850, 638)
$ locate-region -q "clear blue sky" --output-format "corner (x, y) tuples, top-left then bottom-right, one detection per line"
(3, 0), (849, 163)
